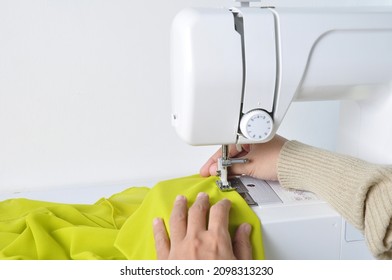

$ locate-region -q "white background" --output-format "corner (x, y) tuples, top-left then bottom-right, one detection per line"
(0, 0), (391, 193)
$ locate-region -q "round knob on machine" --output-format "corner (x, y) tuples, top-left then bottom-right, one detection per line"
(240, 110), (273, 141)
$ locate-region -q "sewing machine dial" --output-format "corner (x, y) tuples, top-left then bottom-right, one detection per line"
(240, 110), (273, 141)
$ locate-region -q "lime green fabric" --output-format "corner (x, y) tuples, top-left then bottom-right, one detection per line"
(0, 175), (264, 260)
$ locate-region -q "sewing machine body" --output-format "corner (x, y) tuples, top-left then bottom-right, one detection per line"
(171, 5), (392, 148)
(171, 3), (392, 259)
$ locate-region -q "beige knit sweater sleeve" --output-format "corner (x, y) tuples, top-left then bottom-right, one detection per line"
(277, 140), (392, 259)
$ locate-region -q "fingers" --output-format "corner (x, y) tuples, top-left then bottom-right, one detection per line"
(233, 223), (253, 260)
(169, 195), (188, 242)
(208, 199), (231, 232)
(153, 218), (170, 259)
(200, 145), (252, 177)
(187, 192), (210, 234)
(154, 193), (254, 260)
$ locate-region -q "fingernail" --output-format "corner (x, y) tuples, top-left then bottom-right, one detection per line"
(221, 198), (232, 206)
(197, 192), (208, 199)
(242, 223), (251, 235)
(175, 195), (185, 202)
(153, 217), (162, 226)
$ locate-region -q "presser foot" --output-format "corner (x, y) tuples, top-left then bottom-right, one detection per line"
(216, 169), (235, 191)
(216, 179), (236, 192)
(216, 176), (258, 206)
(216, 144), (248, 192)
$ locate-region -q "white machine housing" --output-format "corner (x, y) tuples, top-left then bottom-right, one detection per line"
(171, 4), (392, 259)
(171, 5), (392, 150)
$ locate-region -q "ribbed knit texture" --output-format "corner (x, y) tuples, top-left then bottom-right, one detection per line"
(277, 141), (392, 259)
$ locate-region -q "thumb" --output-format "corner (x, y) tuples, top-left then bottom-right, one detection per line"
(233, 223), (253, 260)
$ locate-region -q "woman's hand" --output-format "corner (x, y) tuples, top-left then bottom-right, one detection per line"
(153, 192), (252, 260)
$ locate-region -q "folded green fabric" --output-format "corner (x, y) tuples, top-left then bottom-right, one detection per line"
(0, 175), (264, 260)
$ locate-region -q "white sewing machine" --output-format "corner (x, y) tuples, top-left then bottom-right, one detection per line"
(0, 0), (390, 261)
(171, 0), (392, 259)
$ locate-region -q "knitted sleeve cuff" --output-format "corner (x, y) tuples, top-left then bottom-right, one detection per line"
(277, 140), (392, 259)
